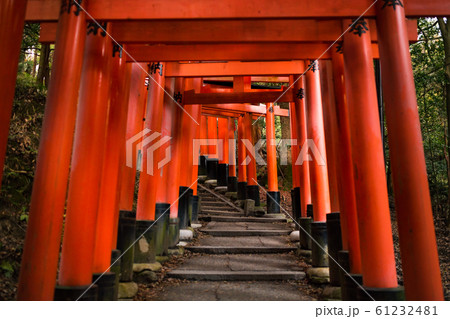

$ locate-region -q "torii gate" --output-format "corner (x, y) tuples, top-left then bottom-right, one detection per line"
(0, 0), (447, 302)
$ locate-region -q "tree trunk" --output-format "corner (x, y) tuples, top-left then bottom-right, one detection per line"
(438, 17), (450, 226)
(31, 49), (37, 77)
(36, 44), (50, 87)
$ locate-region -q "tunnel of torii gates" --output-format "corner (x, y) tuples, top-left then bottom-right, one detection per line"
(0, 0), (448, 301)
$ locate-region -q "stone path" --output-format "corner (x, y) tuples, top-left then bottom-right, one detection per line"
(153, 184), (314, 301)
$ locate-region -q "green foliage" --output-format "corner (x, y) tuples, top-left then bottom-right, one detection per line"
(18, 23), (40, 74)
(410, 18), (448, 214)
(0, 261), (15, 278)
(0, 73), (46, 210)
(275, 114), (282, 139)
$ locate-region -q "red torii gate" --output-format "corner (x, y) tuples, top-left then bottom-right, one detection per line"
(0, 0), (445, 302)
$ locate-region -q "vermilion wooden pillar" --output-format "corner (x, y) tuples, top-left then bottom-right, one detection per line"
(17, 3), (87, 301)
(376, 3), (443, 301)
(244, 113), (257, 185)
(289, 99), (301, 222)
(343, 19), (398, 296)
(289, 93), (300, 190)
(184, 103), (201, 190)
(179, 78), (201, 189)
(228, 119), (236, 173)
(305, 63), (331, 222)
(174, 78), (200, 229)
(293, 74), (311, 217)
(237, 114), (247, 199)
(237, 115), (247, 183)
(218, 117), (230, 164)
(265, 104), (278, 192)
(0, 0), (27, 186)
(136, 63), (166, 221)
(93, 49), (132, 274)
(266, 103), (280, 213)
(217, 117), (229, 186)
(57, 25), (113, 292)
(207, 116), (218, 156)
(198, 114), (209, 176)
(289, 74), (301, 223)
(331, 47), (362, 275)
(118, 64), (148, 212)
(157, 77), (183, 219)
(319, 61), (340, 214)
(218, 117), (229, 165)
(200, 115), (208, 156)
(205, 116), (219, 180)
(244, 112), (260, 205)
(227, 117), (238, 192)
(190, 100), (203, 196)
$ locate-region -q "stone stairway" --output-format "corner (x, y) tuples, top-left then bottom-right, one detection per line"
(156, 184), (313, 301)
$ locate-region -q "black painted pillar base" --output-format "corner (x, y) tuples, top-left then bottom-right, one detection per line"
(92, 272), (116, 301)
(246, 185), (260, 206)
(327, 212), (343, 286)
(178, 186), (190, 229)
(311, 221), (328, 267)
(187, 188), (193, 225)
(357, 286), (405, 301)
(155, 203), (170, 256)
(134, 220), (156, 264)
(338, 250), (350, 287)
(342, 273), (363, 301)
(54, 284), (98, 301)
(206, 158), (219, 180)
(306, 204), (314, 218)
(110, 249), (121, 300)
(227, 176), (238, 192)
(237, 181), (247, 200)
(168, 217), (180, 248)
(217, 163), (229, 186)
(192, 195), (199, 223)
(299, 217), (312, 250)
(199, 155), (208, 175)
(267, 191), (280, 214)
(117, 210), (136, 282)
(293, 187), (301, 222)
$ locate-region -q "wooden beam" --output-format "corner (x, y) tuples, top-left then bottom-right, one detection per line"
(184, 88), (294, 104)
(124, 43), (332, 62)
(26, 0), (450, 21)
(166, 61), (305, 77)
(39, 20), (417, 44)
(202, 77), (288, 83)
(201, 109), (239, 118)
(110, 19), (396, 44)
(127, 43), (379, 62)
(202, 104), (289, 117)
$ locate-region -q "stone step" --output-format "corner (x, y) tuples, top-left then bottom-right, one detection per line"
(201, 205), (236, 210)
(200, 210), (242, 216)
(167, 270), (305, 281)
(201, 200), (233, 205)
(198, 195), (216, 199)
(151, 281), (314, 301)
(199, 215), (287, 223)
(201, 205), (235, 210)
(200, 229), (291, 237)
(195, 236), (292, 248)
(185, 246), (295, 254)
